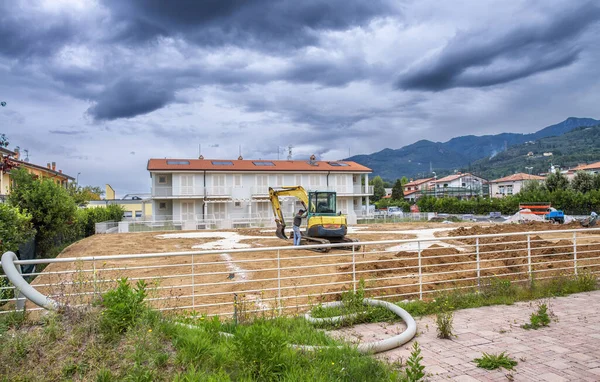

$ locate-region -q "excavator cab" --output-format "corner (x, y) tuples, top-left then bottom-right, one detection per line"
(309, 191), (337, 215)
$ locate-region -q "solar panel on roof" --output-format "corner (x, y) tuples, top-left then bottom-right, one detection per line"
(328, 162), (349, 166)
(211, 161), (233, 165)
(253, 161), (275, 166)
(166, 160), (190, 165)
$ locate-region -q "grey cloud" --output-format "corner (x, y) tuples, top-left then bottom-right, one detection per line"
(49, 130), (87, 135)
(396, 2), (600, 91)
(86, 79), (176, 121)
(103, 0), (396, 50)
(0, 3), (76, 58)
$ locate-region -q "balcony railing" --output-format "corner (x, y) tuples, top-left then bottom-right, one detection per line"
(152, 186), (232, 197)
(251, 186), (270, 196)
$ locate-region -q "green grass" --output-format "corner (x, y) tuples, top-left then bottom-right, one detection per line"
(311, 272), (597, 327)
(0, 280), (403, 381)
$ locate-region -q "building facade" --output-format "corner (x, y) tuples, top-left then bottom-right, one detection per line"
(489, 173), (546, 197)
(403, 178), (435, 201)
(147, 158), (373, 227)
(1, 147), (73, 201)
(412, 172), (489, 199)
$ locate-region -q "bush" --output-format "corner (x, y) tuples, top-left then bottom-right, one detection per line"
(522, 303), (551, 330)
(0, 203), (35, 254)
(77, 205), (124, 237)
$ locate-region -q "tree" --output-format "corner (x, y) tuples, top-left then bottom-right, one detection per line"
(401, 176), (409, 186)
(572, 171), (594, 194)
(0, 203), (35, 254)
(68, 184), (104, 205)
(370, 176), (386, 202)
(8, 168), (77, 257)
(391, 179), (404, 200)
(593, 173), (600, 191)
(544, 170), (570, 193)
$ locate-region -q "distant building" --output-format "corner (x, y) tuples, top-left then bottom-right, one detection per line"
(85, 185), (152, 220)
(489, 173), (545, 198)
(1, 147), (74, 201)
(564, 161), (600, 180)
(147, 157), (373, 227)
(403, 178), (435, 201)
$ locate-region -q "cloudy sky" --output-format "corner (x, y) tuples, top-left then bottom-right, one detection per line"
(1, 0), (599, 195)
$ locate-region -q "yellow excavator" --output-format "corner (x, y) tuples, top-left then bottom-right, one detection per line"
(268, 186), (360, 252)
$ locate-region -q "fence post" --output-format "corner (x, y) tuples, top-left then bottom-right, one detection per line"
(418, 241), (423, 300)
(573, 231), (578, 277)
(277, 249), (282, 313)
(92, 258), (98, 296)
(191, 253), (195, 310)
(527, 234), (532, 283)
(476, 237), (480, 289)
(352, 244), (356, 293)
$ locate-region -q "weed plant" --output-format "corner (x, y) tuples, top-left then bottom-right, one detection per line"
(404, 341), (425, 381)
(522, 303), (551, 330)
(435, 300), (455, 339)
(474, 352), (518, 370)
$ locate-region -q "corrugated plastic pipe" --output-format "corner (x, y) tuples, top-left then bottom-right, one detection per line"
(1, 251), (61, 311)
(302, 298), (417, 353)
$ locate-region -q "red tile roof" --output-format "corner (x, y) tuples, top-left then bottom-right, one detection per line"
(404, 177), (434, 187)
(147, 158), (372, 172)
(434, 173), (487, 183)
(490, 173), (545, 183)
(571, 161), (600, 171)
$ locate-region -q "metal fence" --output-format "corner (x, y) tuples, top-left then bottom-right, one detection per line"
(2, 228), (600, 317)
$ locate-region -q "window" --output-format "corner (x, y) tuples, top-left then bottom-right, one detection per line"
(159, 202), (167, 210)
(309, 192), (336, 214)
(234, 201), (242, 208)
(234, 175), (242, 187)
(507, 185), (513, 195)
(181, 175), (194, 195)
(295, 175), (302, 185)
(158, 175), (167, 184)
(328, 162), (349, 166)
(135, 211), (142, 218)
(462, 183), (466, 187)
(309, 175), (321, 187)
(211, 161), (233, 165)
(166, 160), (190, 165)
(123, 211), (133, 218)
(276, 175), (284, 186)
(253, 161), (275, 166)
(498, 186), (505, 195)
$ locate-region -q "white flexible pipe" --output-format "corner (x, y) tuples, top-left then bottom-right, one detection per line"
(1, 251), (61, 311)
(303, 298), (417, 353)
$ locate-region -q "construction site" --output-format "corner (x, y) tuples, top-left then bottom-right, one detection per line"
(16, 218), (599, 318)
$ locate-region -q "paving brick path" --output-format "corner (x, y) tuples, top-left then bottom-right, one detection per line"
(333, 291), (600, 381)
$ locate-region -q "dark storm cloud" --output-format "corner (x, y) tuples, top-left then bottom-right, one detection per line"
(87, 79), (176, 121)
(103, 0), (396, 50)
(0, 3), (76, 58)
(396, 2), (600, 91)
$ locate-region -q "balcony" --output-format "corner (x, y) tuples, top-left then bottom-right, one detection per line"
(323, 185), (374, 195)
(251, 186), (270, 197)
(152, 186), (232, 198)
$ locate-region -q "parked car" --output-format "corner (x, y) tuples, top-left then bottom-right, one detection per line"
(387, 207), (404, 216)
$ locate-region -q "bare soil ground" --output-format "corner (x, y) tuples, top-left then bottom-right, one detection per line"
(25, 221), (600, 317)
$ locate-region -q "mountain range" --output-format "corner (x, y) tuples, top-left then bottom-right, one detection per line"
(345, 117), (600, 181)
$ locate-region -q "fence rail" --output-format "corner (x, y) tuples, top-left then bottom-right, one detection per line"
(2, 228), (600, 317)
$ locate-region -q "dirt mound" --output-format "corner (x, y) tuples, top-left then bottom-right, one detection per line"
(448, 221), (582, 240)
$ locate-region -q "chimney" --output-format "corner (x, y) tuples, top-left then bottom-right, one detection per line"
(59, 170), (62, 173)
(14, 147), (20, 160)
(199, 155), (204, 160)
(238, 155), (243, 160)
(52, 162), (56, 171)
(47, 163), (51, 169)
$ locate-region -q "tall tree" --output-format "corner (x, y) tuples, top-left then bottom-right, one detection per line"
(68, 184), (104, 205)
(370, 176), (386, 202)
(572, 171), (594, 193)
(391, 179), (404, 200)
(544, 170), (570, 193)
(8, 168), (77, 257)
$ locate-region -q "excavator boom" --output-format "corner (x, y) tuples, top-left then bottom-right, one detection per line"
(269, 186), (309, 239)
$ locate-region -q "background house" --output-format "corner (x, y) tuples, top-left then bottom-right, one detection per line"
(418, 172), (488, 199)
(1, 147), (73, 201)
(403, 177), (435, 201)
(147, 157), (373, 228)
(489, 173), (546, 197)
(86, 185), (152, 219)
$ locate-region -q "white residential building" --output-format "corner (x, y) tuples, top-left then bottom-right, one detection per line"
(432, 172), (488, 199)
(147, 157), (373, 227)
(489, 173), (545, 198)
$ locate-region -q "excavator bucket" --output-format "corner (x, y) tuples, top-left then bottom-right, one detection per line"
(275, 221), (288, 240)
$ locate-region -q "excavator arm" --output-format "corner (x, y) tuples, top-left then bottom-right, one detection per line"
(269, 186), (309, 239)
